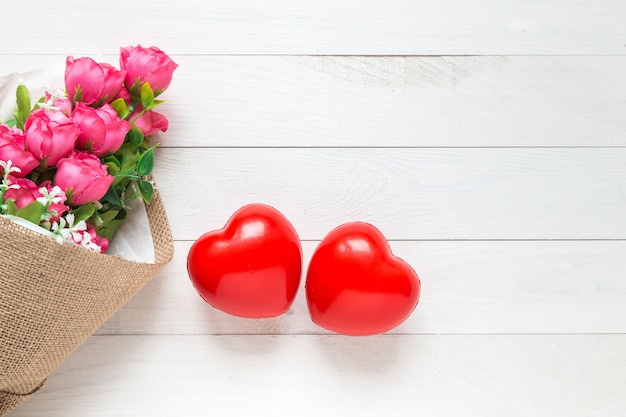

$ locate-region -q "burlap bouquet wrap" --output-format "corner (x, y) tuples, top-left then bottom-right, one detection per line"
(0, 184), (174, 415)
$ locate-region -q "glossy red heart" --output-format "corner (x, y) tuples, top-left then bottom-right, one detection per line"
(305, 222), (420, 335)
(187, 203), (302, 318)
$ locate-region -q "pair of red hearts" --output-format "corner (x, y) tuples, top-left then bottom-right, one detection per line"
(186, 203), (421, 336)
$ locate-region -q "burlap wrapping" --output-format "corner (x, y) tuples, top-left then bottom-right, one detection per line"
(0, 185), (174, 415)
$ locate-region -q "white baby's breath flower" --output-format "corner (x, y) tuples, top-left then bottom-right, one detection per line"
(51, 214), (103, 252)
(0, 160), (21, 177)
(36, 185), (66, 206)
(1, 160), (23, 215)
(48, 186), (66, 204)
(76, 230), (103, 253)
(36, 189), (50, 207)
(52, 214), (82, 242)
(68, 220), (88, 243)
(50, 219), (66, 244)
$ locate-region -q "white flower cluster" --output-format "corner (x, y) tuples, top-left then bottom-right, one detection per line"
(0, 160), (21, 212)
(1, 159), (105, 253)
(51, 213), (103, 253)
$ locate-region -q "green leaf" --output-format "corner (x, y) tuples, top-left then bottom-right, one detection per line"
(117, 142), (139, 162)
(110, 97), (130, 119)
(140, 82), (155, 109)
(137, 179), (154, 204)
(104, 154), (121, 167)
(17, 201), (46, 225)
(96, 209), (126, 240)
(5, 199), (18, 216)
(105, 162), (121, 176)
(137, 148), (154, 176)
(104, 155), (122, 176)
(5, 119), (17, 128)
(111, 175), (131, 189)
(128, 77), (142, 103)
(13, 85), (31, 131)
(73, 86), (84, 102)
(102, 186), (122, 206)
(98, 209), (120, 224)
(71, 203), (96, 223)
(115, 142), (141, 175)
(127, 127), (144, 149)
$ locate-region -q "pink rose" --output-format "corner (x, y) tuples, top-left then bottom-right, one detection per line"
(55, 152), (114, 205)
(24, 108), (80, 167)
(114, 87), (131, 102)
(65, 57), (126, 105)
(120, 45), (178, 95)
(0, 125), (39, 176)
(130, 106), (169, 137)
(73, 103), (131, 156)
(3, 176), (39, 209)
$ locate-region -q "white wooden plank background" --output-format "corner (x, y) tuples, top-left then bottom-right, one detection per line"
(3, 1), (626, 416)
(3, 0), (626, 55)
(3, 56), (626, 147)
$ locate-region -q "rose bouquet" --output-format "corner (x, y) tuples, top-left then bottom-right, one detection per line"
(0, 45), (177, 252)
(0, 45), (176, 415)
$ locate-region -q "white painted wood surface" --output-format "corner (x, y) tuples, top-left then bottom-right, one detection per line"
(3, 1), (626, 55)
(3, 1), (626, 416)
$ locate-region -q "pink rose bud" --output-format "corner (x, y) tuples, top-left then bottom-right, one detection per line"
(24, 108), (80, 167)
(65, 57), (126, 105)
(120, 45), (178, 95)
(73, 103), (132, 156)
(3, 176), (39, 209)
(0, 125), (39, 176)
(129, 107), (169, 137)
(55, 151), (114, 205)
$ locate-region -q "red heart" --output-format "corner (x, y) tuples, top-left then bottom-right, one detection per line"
(305, 222), (420, 335)
(187, 203), (302, 318)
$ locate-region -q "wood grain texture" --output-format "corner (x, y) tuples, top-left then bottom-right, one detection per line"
(1, 0), (626, 55)
(162, 55), (626, 147)
(9, 334), (626, 417)
(97, 240), (626, 336)
(2, 1), (626, 415)
(2, 55), (626, 147)
(153, 147), (626, 240)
